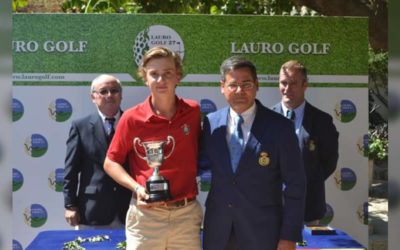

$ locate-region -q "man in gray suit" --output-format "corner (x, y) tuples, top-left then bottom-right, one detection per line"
(63, 74), (131, 229)
(271, 60), (339, 225)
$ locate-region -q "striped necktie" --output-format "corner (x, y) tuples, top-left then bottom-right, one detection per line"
(105, 117), (115, 143)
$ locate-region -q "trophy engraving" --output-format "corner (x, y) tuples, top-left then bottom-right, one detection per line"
(133, 136), (175, 202)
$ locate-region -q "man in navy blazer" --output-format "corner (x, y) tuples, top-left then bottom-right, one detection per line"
(271, 60), (339, 224)
(201, 56), (306, 250)
(63, 74), (131, 229)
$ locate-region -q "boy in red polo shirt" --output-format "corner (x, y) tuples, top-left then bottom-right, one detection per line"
(104, 46), (202, 250)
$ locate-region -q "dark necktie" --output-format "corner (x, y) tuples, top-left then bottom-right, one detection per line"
(286, 110), (296, 121)
(105, 117), (115, 143)
(229, 115), (244, 173)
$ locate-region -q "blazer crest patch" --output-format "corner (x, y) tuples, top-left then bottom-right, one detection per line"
(258, 152), (270, 167)
(309, 139), (316, 151)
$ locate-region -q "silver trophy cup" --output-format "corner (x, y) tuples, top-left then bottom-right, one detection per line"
(133, 136), (175, 202)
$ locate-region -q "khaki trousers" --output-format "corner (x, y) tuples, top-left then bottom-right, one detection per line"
(125, 198), (203, 250)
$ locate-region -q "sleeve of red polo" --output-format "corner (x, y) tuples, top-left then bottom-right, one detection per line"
(106, 111), (131, 165)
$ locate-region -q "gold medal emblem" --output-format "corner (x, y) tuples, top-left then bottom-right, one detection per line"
(309, 139), (316, 151)
(258, 152), (270, 167)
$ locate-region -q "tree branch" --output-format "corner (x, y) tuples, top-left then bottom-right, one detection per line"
(293, 0), (387, 51)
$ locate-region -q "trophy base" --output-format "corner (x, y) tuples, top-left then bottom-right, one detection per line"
(146, 179), (172, 203)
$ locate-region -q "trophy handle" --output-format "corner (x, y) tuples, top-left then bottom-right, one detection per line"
(164, 136), (175, 159)
(133, 137), (147, 160)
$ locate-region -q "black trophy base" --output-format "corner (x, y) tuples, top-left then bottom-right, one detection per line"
(146, 179), (172, 203)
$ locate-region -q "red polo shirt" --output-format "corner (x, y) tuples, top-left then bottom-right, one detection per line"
(107, 95), (201, 202)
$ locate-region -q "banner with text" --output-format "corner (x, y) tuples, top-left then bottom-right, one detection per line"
(12, 14), (368, 249)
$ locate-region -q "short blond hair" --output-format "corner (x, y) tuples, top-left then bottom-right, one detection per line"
(137, 46), (183, 80)
(280, 60), (307, 83)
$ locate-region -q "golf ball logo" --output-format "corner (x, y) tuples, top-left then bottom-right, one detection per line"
(133, 25), (185, 67)
(334, 99), (357, 123)
(334, 167), (357, 191)
(356, 202), (368, 225)
(48, 168), (64, 192)
(200, 99), (217, 122)
(24, 134), (48, 157)
(319, 203), (334, 225)
(24, 204), (48, 228)
(356, 134), (369, 157)
(13, 168), (24, 192)
(48, 98), (73, 122)
(13, 240), (23, 250)
(13, 98), (24, 122)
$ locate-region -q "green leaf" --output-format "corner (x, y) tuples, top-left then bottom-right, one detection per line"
(63, 235), (110, 250)
(116, 240), (127, 249)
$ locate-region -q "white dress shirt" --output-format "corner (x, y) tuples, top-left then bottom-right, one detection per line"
(226, 102), (257, 149)
(97, 109), (121, 132)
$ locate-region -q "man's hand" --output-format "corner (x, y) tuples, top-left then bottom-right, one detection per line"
(277, 239), (296, 250)
(65, 207), (80, 226)
(135, 185), (165, 209)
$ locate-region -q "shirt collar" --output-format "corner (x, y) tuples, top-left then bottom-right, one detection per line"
(229, 102), (256, 125)
(97, 109), (121, 123)
(143, 94), (183, 122)
(281, 101), (306, 118)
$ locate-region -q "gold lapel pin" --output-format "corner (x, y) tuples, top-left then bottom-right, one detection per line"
(258, 152), (270, 167)
(309, 139), (316, 151)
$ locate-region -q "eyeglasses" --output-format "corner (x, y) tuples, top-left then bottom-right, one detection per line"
(93, 88), (120, 96)
(226, 82), (255, 92)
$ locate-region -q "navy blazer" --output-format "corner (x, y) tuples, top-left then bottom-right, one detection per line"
(63, 112), (131, 225)
(201, 100), (306, 250)
(271, 102), (339, 221)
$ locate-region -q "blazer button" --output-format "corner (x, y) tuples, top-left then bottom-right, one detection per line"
(113, 187), (117, 191)
(228, 203), (233, 208)
(232, 180), (237, 185)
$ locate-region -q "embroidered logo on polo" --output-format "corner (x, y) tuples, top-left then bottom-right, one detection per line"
(258, 152), (270, 167)
(356, 134), (369, 157)
(182, 124), (190, 135)
(334, 99), (357, 123)
(48, 168), (64, 192)
(13, 168), (24, 192)
(24, 204), (48, 228)
(319, 203), (334, 225)
(334, 167), (356, 191)
(48, 98), (73, 122)
(12, 98), (24, 122)
(24, 134), (48, 157)
(356, 202), (368, 225)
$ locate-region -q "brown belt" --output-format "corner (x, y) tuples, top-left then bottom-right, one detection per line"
(164, 197), (196, 208)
